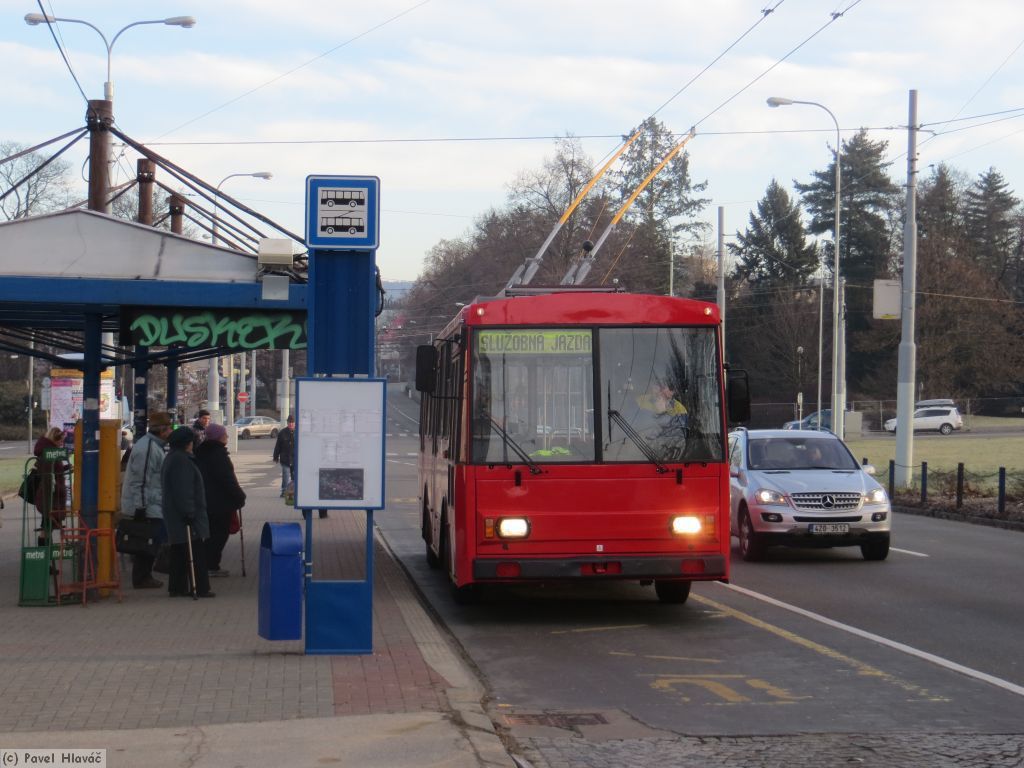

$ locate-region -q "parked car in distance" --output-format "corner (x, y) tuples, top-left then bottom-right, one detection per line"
(233, 415), (280, 439)
(915, 398), (956, 409)
(782, 409), (831, 431)
(883, 406), (962, 435)
(727, 428), (891, 561)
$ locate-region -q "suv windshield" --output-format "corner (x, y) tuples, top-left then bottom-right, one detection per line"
(748, 437), (858, 471)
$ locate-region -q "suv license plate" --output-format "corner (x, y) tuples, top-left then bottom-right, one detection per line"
(808, 523), (849, 535)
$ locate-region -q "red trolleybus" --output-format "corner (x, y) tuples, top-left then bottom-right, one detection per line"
(415, 289), (749, 603)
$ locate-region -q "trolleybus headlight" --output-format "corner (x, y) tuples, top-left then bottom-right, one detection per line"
(671, 516), (702, 535)
(497, 517), (530, 538)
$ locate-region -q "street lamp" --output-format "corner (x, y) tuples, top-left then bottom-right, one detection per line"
(212, 172), (273, 246)
(767, 96), (844, 438)
(24, 13), (196, 102)
(209, 172), (272, 420)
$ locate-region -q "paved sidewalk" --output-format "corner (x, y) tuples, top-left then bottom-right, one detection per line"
(0, 447), (515, 768)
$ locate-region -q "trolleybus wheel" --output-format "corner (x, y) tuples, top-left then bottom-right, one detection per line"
(654, 580), (692, 604)
(424, 502), (440, 569)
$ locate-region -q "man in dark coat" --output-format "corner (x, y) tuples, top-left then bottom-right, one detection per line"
(191, 409), (211, 445)
(195, 422), (246, 577)
(161, 426), (214, 598)
(272, 415), (295, 497)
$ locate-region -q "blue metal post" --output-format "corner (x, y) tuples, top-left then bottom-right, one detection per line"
(307, 250), (376, 374)
(166, 353), (179, 418)
(133, 357), (150, 437)
(303, 248), (378, 655)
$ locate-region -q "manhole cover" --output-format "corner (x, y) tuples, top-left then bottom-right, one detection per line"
(504, 712), (608, 728)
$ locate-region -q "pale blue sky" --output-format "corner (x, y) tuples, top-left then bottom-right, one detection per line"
(4, 0), (1024, 280)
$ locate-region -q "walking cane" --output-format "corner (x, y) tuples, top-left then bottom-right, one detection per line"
(184, 523), (199, 600)
(238, 509), (247, 577)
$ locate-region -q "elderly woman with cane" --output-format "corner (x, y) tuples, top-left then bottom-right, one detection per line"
(161, 427), (214, 599)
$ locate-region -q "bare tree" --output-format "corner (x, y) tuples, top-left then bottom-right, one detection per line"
(0, 140), (74, 221)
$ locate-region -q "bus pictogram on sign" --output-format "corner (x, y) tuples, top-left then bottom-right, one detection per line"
(320, 216), (366, 235)
(320, 189), (366, 208)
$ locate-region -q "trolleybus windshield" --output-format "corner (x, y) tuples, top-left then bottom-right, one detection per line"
(470, 326), (724, 465)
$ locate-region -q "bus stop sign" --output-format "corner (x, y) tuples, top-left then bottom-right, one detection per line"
(305, 175), (380, 250)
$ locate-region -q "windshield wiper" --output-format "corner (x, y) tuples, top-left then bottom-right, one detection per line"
(607, 409), (668, 473)
(487, 417), (541, 475)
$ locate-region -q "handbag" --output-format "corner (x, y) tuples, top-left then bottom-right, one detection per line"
(228, 509), (241, 535)
(115, 439), (160, 556)
(17, 468), (41, 501)
(115, 516), (162, 556)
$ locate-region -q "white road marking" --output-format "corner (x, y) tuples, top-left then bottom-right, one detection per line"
(718, 582), (1024, 698)
(891, 547), (929, 557)
(391, 408), (419, 425)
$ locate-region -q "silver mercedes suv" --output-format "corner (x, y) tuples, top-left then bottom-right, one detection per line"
(728, 429), (891, 561)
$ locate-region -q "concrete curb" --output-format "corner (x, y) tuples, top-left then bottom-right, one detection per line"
(894, 504), (1024, 532)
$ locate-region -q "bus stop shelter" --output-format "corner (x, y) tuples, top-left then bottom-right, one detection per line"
(0, 208), (307, 530)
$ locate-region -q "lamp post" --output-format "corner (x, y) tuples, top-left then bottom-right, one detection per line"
(209, 172), (272, 419)
(25, 12), (195, 217)
(24, 13), (196, 102)
(767, 96), (843, 438)
(212, 172), (273, 246)
(796, 345), (804, 421)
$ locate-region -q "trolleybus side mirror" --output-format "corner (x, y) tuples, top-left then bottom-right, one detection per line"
(726, 369), (751, 424)
(415, 345), (438, 393)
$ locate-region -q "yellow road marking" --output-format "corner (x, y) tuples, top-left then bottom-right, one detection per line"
(691, 593), (948, 701)
(551, 624), (647, 635)
(647, 674), (809, 705)
(650, 675), (751, 704)
(610, 651), (721, 664)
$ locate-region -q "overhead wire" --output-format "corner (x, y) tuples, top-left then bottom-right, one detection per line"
(154, 0), (433, 139)
(34, 0), (89, 105)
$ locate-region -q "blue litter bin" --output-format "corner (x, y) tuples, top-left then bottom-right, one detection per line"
(258, 522), (304, 640)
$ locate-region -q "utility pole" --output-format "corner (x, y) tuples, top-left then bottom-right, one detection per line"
(169, 194), (185, 234)
(137, 158), (155, 225)
(717, 206), (726, 360)
(86, 101), (113, 213)
(895, 90), (919, 488)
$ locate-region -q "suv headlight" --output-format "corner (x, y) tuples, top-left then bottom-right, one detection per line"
(863, 488), (888, 504)
(754, 488), (787, 505)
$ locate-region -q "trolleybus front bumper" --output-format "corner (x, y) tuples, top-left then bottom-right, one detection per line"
(472, 555), (726, 581)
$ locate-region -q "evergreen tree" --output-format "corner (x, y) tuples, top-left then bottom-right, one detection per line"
(963, 167), (1019, 288)
(795, 129), (899, 398)
(730, 179), (818, 289)
(606, 117), (710, 293)
(724, 180), (823, 401)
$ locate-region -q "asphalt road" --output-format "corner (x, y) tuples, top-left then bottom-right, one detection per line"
(377, 385), (1024, 738)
